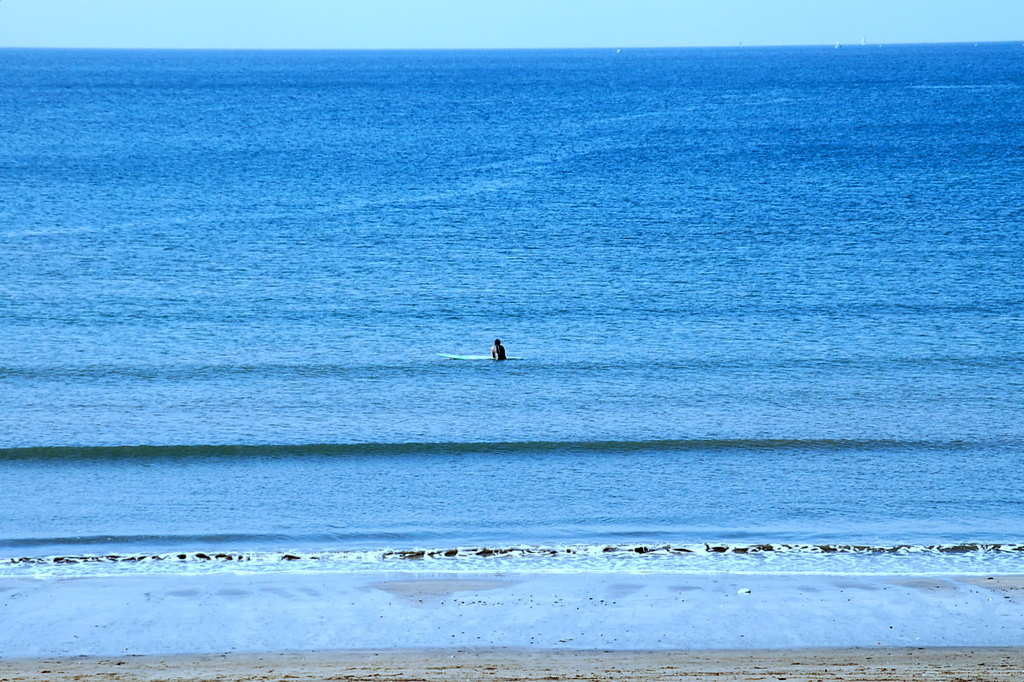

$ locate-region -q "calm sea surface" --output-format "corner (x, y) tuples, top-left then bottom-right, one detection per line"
(1, 45), (1022, 575)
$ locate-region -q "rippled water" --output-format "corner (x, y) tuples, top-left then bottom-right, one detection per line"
(1, 45), (1022, 574)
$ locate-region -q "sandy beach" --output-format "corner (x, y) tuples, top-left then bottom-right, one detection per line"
(2, 647), (1023, 681)
(2, 571), (1023, 659)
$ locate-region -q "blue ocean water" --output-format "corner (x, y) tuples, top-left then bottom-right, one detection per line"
(1, 45), (1023, 575)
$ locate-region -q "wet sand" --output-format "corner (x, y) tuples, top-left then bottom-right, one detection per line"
(3, 572), (1024, 657)
(1, 647), (1022, 681)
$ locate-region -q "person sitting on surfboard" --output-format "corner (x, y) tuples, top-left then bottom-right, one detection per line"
(491, 339), (507, 361)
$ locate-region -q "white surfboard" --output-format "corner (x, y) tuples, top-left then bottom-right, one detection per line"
(438, 353), (524, 360)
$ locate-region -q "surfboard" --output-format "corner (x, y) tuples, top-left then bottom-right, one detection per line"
(438, 353), (524, 360)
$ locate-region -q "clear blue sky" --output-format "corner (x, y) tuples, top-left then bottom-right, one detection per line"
(0, 0), (1021, 49)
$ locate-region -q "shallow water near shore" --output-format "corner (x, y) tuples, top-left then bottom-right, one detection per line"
(2, 439), (1024, 576)
(1, 44), (1023, 581)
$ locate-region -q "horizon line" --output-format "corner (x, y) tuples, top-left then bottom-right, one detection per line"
(1, 40), (1020, 53)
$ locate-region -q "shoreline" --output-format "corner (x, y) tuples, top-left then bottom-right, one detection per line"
(2, 571), (1023, 657)
(2, 647), (1023, 681)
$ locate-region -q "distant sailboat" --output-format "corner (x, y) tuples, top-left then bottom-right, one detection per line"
(861, 37), (866, 46)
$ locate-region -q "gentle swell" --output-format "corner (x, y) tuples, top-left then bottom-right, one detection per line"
(0, 438), (981, 460)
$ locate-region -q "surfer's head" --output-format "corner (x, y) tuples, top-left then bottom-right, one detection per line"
(494, 339), (501, 345)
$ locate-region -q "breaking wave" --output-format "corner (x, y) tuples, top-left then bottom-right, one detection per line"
(4, 542), (1023, 578)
